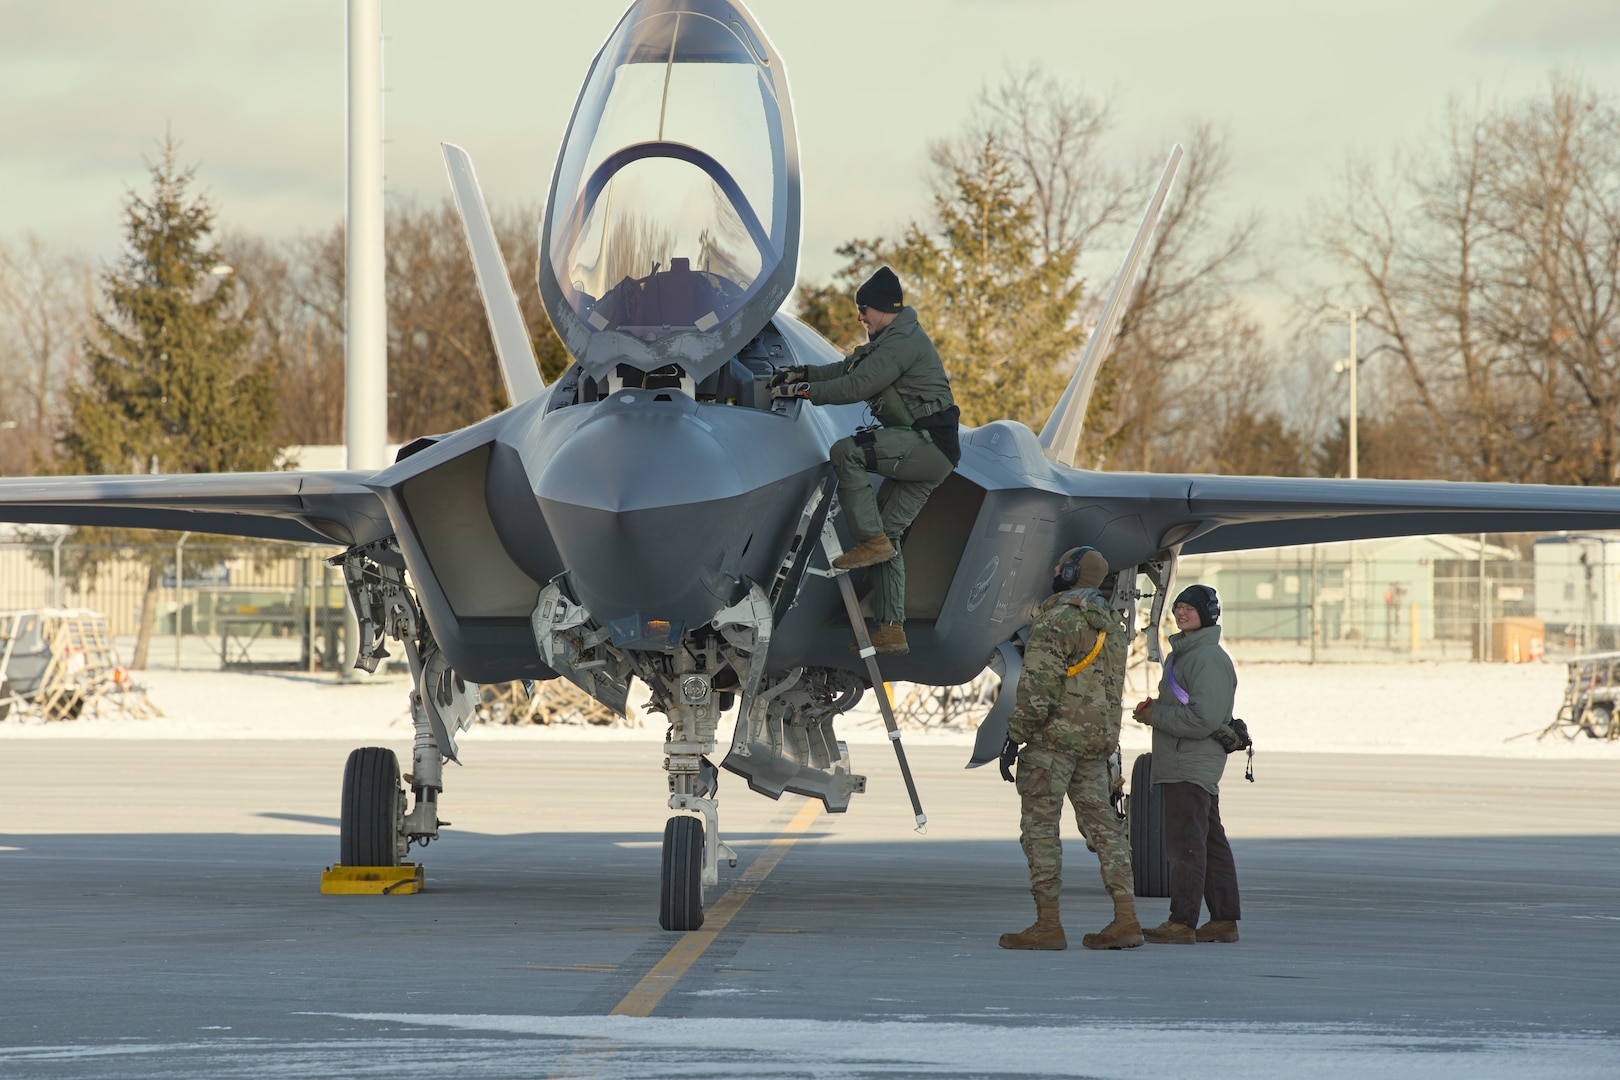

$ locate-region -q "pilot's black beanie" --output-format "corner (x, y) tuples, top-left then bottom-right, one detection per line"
(855, 266), (903, 312)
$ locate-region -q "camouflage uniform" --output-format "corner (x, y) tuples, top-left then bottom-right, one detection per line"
(1007, 587), (1134, 904)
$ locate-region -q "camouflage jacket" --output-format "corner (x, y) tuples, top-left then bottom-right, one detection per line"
(1006, 587), (1128, 758)
(803, 307), (955, 427)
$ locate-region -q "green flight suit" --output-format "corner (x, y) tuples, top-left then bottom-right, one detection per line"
(803, 306), (955, 625)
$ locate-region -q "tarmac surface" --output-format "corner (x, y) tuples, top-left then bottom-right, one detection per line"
(2, 738), (1618, 1078)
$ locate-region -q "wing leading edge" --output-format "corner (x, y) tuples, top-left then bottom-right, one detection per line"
(0, 471), (391, 547)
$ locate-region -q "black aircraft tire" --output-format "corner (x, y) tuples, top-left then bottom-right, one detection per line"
(659, 815), (705, 931)
(1128, 752), (1171, 898)
(340, 747), (402, 867)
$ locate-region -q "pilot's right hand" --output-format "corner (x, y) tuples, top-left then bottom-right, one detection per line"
(770, 381), (811, 400)
(768, 366), (807, 388)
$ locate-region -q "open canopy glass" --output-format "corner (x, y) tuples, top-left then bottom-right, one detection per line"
(540, 0), (800, 384)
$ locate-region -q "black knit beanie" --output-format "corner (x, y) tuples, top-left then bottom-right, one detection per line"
(1174, 584), (1220, 628)
(855, 266), (903, 312)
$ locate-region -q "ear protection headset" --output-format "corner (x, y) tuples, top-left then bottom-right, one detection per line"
(1187, 583), (1221, 622)
(1057, 547), (1095, 588)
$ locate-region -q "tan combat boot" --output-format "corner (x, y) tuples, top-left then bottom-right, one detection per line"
(1082, 894), (1145, 950)
(850, 623), (909, 656)
(1142, 919), (1196, 944)
(1196, 919), (1239, 943)
(832, 534), (896, 570)
(999, 898), (1067, 950)
(869, 623), (908, 656)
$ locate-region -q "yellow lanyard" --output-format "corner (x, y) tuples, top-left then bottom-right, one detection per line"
(1066, 630), (1107, 678)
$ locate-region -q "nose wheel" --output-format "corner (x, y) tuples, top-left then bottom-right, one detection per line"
(660, 814), (705, 931)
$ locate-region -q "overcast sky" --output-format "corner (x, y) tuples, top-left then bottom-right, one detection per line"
(2, 0), (1617, 289)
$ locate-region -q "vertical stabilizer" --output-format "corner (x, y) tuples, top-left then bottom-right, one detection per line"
(1038, 145), (1182, 468)
(442, 143), (546, 405)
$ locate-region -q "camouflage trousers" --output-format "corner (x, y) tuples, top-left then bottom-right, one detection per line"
(1016, 744), (1135, 904)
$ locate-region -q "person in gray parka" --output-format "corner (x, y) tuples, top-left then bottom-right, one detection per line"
(1131, 584), (1242, 944)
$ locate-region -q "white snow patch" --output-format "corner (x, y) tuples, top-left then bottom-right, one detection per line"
(0, 658), (1610, 760)
(329, 1012), (1620, 1079)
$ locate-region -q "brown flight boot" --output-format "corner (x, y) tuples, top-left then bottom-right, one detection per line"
(1082, 895), (1145, 951)
(850, 623), (909, 656)
(1196, 919), (1240, 943)
(832, 534), (896, 570)
(999, 898), (1067, 951)
(1142, 919), (1196, 944)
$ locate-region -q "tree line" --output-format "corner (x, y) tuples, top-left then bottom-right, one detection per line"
(1, 72), (1616, 489)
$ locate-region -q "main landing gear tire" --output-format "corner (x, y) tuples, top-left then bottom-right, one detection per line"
(341, 746), (402, 867)
(659, 815), (705, 931)
(1128, 752), (1171, 898)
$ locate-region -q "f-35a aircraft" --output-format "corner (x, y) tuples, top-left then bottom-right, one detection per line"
(5, 0), (1620, 931)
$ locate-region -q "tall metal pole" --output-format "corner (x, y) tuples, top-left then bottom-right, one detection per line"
(346, 0), (387, 474)
(345, 0), (386, 680)
(1348, 308), (1358, 481)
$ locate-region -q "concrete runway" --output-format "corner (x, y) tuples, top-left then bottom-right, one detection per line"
(2, 738), (1618, 1078)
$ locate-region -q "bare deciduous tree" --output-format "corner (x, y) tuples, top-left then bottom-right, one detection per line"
(1320, 76), (1620, 485)
(0, 234), (93, 473)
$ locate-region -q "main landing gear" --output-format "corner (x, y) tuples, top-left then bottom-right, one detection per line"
(332, 541), (477, 874)
(340, 746), (406, 866)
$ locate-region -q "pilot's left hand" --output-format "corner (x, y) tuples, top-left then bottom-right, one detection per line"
(768, 366), (807, 388)
(770, 381), (811, 400)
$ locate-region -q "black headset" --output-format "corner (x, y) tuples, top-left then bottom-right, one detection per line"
(1057, 546), (1096, 588)
(1186, 583), (1221, 622)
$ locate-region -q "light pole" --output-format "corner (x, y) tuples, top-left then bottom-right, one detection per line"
(1332, 306), (1365, 479)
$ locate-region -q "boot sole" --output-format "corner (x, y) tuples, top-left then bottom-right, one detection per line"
(998, 936), (1068, 950)
(1196, 935), (1239, 943)
(1082, 937), (1145, 950)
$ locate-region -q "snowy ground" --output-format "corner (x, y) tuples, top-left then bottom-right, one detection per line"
(1, 652), (1610, 760)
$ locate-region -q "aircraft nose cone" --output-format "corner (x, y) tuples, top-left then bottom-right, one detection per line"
(532, 392), (825, 628)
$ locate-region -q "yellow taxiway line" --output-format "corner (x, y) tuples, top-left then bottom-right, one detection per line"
(610, 798), (823, 1017)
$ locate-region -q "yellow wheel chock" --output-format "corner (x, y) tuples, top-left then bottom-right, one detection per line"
(320, 863), (425, 895)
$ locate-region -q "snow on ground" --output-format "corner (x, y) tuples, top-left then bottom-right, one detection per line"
(0, 656), (1611, 760)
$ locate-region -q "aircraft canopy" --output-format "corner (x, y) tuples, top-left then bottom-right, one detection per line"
(540, 0), (800, 383)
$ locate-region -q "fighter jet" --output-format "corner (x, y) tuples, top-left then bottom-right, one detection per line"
(5, 0), (1620, 931)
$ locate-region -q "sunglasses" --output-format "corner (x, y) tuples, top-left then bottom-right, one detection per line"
(857, 304), (870, 315)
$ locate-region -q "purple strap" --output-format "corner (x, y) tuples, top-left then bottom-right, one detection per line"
(1165, 656), (1190, 705)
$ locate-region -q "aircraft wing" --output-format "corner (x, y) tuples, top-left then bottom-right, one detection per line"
(1168, 473), (1620, 554)
(0, 471), (391, 547)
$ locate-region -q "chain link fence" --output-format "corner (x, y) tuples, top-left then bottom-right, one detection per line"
(0, 539), (346, 671)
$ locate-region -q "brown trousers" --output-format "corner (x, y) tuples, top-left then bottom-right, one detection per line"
(1162, 781), (1241, 927)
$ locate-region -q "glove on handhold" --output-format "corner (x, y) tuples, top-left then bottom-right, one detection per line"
(769, 381), (811, 400)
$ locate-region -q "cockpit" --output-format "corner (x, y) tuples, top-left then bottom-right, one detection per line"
(539, 0), (799, 387)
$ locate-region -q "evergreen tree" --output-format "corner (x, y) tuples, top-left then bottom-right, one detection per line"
(60, 138), (280, 668)
(797, 135), (1086, 430)
(68, 139), (278, 474)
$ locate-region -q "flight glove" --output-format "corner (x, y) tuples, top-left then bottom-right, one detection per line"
(767, 366), (807, 388)
(999, 737), (1020, 783)
(770, 381), (811, 400)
